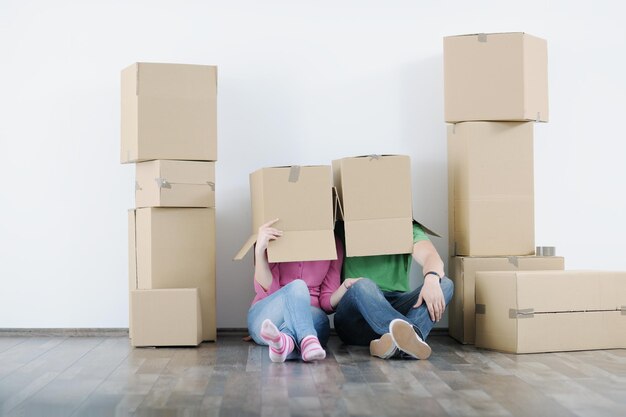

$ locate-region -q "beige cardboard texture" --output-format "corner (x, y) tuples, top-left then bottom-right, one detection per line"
(448, 256), (564, 344)
(448, 122), (535, 256)
(128, 210), (137, 340)
(121, 62), (217, 163)
(333, 155), (413, 257)
(234, 166), (337, 263)
(136, 160), (215, 208)
(129, 208), (216, 341)
(475, 270), (626, 353)
(130, 289), (202, 347)
(444, 32), (548, 122)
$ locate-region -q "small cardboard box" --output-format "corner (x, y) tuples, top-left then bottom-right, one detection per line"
(234, 165), (337, 263)
(130, 289), (202, 347)
(448, 256), (564, 344)
(121, 62), (217, 163)
(129, 208), (216, 341)
(475, 270), (626, 353)
(135, 160), (215, 208)
(448, 122), (534, 256)
(444, 32), (548, 122)
(333, 155), (413, 257)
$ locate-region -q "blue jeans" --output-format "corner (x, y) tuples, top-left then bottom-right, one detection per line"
(247, 280), (330, 359)
(334, 277), (454, 346)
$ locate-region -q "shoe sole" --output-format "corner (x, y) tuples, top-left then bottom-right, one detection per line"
(389, 319), (431, 360)
(369, 333), (397, 359)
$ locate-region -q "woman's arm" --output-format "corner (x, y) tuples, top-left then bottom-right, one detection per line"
(254, 219), (282, 291)
(320, 237), (354, 312)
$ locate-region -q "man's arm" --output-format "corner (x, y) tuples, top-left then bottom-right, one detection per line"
(412, 240), (446, 322)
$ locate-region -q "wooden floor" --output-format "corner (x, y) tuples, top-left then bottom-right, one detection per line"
(0, 334), (625, 417)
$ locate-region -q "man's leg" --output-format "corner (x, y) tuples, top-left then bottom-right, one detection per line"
(334, 278), (409, 346)
(389, 276), (455, 340)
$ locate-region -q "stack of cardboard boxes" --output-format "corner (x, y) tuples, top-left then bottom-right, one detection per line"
(121, 63), (218, 347)
(445, 33), (626, 353)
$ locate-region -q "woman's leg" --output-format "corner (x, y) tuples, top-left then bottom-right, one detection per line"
(279, 280), (318, 343)
(247, 280), (325, 361)
(280, 280), (326, 361)
(247, 287), (298, 361)
(310, 306), (330, 346)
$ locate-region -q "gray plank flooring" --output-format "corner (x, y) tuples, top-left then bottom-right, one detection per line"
(0, 334), (624, 417)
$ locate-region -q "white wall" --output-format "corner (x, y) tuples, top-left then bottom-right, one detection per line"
(1, 0), (625, 329)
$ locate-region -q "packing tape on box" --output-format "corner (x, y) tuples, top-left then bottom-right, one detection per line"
(207, 181), (215, 191)
(475, 304), (486, 314)
(477, 33), (487, 43)
(507, 257), (519, 268)
(536, 246), (556, 256)
(288, 166), (301, 183)
(368, 154), (381, 161)
(155, 178), (171, 189)
(509, 308), (535, 319)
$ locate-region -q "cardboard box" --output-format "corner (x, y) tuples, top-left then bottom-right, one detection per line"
(130, 289), (202, 347)
(129, 208), (216, 341)
(121, 62), (217, 163)
(135, 160), (215, 208)
(475, 270), (626, 353)
(333, 155), (413, 257)
(128, 210), (138, 340)
(444, 32), (548, 122)
(448, 122), (534, 256)
(234, 165), (337, 263)
(448, 256), (564, 344)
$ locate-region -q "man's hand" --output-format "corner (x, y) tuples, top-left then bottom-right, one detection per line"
(255, 218), (282, 255)
(414, 275), (445, 322)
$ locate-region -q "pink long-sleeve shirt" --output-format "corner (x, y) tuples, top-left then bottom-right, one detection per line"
(252, 237), (343, 314)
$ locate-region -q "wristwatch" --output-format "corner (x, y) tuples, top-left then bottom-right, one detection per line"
(424, 271), (442, 282)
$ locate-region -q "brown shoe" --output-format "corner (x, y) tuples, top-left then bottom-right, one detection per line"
(389, 319), (431, 360)
(369, 333), (398, 359)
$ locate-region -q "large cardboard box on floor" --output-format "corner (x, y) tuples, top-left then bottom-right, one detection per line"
(136, 160), (215, 208)
(449, 256), (564, 344)
(333, 155), (414, 257)
(444, 32), (548, 123)
(234, 165), (337, 263)
(475, 270), (626, 353)
(130, 289), (202, 347)
(129, 208), (216, 341)
(121, 62), (217, 163)
(448, 122), (534, 257)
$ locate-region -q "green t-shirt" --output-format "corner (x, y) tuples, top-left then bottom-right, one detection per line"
(342, 223), (430, 292)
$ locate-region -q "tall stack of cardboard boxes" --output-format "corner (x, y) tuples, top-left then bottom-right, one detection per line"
(121, 63), (218, 347)
(445, 33), (626, 353)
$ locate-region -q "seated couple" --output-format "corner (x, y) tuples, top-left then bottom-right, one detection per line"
(247, 219), (454, 362)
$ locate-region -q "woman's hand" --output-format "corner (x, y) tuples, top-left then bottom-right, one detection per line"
(330, 278), (362, 309)
(342, 278), (362, 289)
(255, 218), (282, 255)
